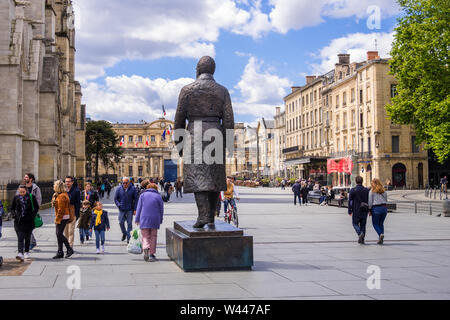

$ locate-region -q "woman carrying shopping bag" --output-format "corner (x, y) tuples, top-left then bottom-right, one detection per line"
(135, 183), (164, 262)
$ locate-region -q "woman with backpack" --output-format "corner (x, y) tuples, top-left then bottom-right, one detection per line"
(11, 185), (39, 261)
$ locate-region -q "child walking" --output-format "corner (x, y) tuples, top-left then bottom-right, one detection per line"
(77, 200), (92, 244)
(89, 202), (110, 254)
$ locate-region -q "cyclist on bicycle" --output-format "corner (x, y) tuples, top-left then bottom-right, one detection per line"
(221, 177), (240, 217)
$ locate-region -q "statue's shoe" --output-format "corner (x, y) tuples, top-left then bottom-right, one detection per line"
(193, 220), (208, 228)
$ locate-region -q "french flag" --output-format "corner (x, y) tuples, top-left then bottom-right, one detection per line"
(161, 129), (166, 140)
(119, 137), (124, 146)
(145, 136), (149, 146)
(162, 105), (166, 116)
(167, 124), (172, 135)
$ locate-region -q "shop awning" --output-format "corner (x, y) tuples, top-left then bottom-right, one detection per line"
(284, 157), (328, 167)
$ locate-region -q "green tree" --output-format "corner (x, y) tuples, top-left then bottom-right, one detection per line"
(85, 120), (123, 183)
(386, 0), (450, 163)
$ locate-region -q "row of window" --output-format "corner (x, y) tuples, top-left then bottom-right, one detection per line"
(287, 108), (324, 132)
(121, 135), (159, 143)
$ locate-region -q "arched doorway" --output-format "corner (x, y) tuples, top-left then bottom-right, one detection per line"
(367, 164), (372, 183)
(392, 163), (406, 188)
(418, 163), (424, 188)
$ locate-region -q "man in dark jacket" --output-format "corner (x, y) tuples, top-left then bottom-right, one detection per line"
(64, 176), (80, 248)
(348, 176), (370, 244)
(114, 177), (138, 243)
(292, 180), (301, 205)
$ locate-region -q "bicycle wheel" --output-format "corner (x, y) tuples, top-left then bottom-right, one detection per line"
(232, 207), (238, 228)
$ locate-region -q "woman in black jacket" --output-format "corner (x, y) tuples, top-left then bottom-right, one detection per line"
(11, 185), (39, 261)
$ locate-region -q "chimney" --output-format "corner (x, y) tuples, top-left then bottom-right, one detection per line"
(337, 53), (350, 65)
(367, 51), (380, 61)
(306, 76), (317, 84)
(291, 86), (301, 93)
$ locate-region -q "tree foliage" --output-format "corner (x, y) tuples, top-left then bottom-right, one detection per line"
(85, 120), (123, 182)
(386, 0), (450, 163)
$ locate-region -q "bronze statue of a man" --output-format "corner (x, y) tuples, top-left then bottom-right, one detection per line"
(174, 56), (234, 228)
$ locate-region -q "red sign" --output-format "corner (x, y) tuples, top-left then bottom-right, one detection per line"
(327, 157), (353, 174)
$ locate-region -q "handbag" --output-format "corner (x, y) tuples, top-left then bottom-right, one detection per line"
(30, 194), (43, 228)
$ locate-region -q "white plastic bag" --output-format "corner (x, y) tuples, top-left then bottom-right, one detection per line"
(127, 229), (143, 254)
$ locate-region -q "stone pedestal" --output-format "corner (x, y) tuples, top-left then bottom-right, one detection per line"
(166, 220), (253, 272)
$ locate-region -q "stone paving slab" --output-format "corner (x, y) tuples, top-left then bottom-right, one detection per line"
(238, 281), (339, 298)
(316, 279), (421, 295)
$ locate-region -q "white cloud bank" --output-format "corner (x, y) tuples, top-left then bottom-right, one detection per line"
(310, 31), (395, 74)
(74, 0), (400, 82)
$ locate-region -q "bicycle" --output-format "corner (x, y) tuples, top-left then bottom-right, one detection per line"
(224, 197), (239, 228)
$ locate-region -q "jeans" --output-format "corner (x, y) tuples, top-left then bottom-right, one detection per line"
(319, 196), (327, 204)
(223, 199), (236, 214)
(371, 206), (388, 236)
(15, 228), (33, 254)
(119, 210), (133, 240)
(94, 229), (105, 249)
(176, 189), (182, 198)
(294, 193), (301, 205)
(79, 228), (89, 242)
(352, 211), (368, 236)
(56, 219), (71, 253)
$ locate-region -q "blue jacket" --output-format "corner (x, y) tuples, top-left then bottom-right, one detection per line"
(291, 182), (301, 194)
(67, 186), (81, 219)
(135, 189), (164, 229)
(348, 185), (369, 215)
(89, 210), (110, 231)
(114, 184), (138, 212)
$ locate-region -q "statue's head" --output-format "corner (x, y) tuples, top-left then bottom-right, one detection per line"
(196, 56), (216, 78)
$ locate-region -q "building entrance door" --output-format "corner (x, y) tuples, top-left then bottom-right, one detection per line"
(392, 163), (406, 188)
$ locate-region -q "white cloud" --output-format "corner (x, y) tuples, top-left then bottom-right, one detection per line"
(74, 0), (270, 82)
(269, 0), (399, 33)
(84, 75), (194, 123)
(234, 56), (292, 119)
(310, 31), (395, 74)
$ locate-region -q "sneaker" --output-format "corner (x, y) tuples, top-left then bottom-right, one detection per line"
(101, 246), (105, 254)
(86, 236), (89, 241)
(16, 253), (24, 262)
(121, 234), (126, 242)
(149, 254), (157, 262)
(24, 252), (30, 260)
(144, 249), (149, 262)
(378, 234), (384, 245)
(127, 239), (130, 244)
(80, 240), (84, 245)
(96, 248), (100, 254)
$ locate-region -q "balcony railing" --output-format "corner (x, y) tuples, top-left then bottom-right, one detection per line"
(282, 146), (299, 154)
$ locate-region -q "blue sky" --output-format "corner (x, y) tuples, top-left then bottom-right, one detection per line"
(73, 0), (401, 126)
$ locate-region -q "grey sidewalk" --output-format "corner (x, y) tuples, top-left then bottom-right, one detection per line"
(1, 187), (450, 300)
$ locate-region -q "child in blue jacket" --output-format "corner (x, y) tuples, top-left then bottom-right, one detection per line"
(89, 201), (110, 254)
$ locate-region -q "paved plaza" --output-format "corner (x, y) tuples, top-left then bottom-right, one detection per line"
(1, 187), (450, 300)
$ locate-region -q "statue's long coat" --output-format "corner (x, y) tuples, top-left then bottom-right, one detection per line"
(174, 73), (234, 193)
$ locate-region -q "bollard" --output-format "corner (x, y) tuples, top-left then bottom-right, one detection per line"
(434, 188), (437, 200)
(429, 203), (432, 215)
(414, 201), (417, 214)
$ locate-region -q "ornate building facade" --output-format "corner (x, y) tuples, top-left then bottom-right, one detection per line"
(92, 119), (180, 182)
(0, 0), (85, 203)
(282, 52), (428, 188)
